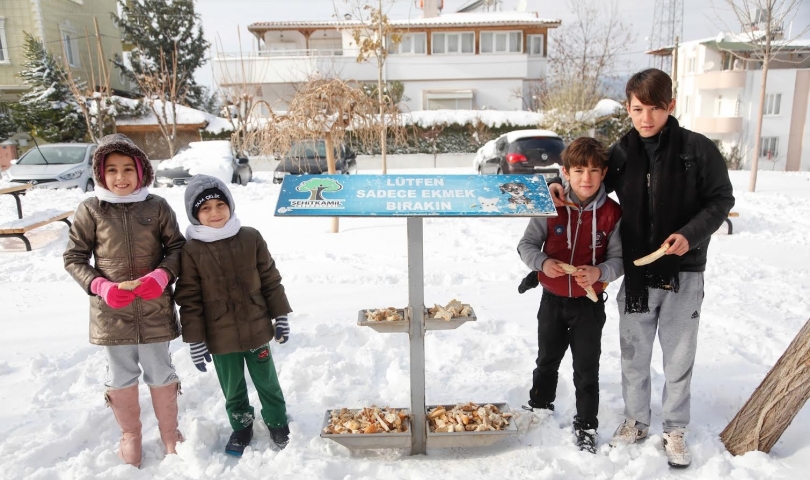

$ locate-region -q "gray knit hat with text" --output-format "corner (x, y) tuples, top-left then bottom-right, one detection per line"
(184, 174), (235, 225)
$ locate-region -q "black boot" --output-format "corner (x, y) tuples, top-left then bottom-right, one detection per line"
(269, 424), (290, 450)
(523, 400), (554, 412)
(225, 423), (254, 457)
(574, 416), (597, 454)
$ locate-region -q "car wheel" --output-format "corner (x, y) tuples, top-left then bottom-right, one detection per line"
(85, 180), (94, 192)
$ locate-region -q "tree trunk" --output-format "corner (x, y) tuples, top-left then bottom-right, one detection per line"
(378, 0), (387, 175)
(748, 10), (773, 193)
(720, 318), (810, 455)
(325, 135), (339, 233)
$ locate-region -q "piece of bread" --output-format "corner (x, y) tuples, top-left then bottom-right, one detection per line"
(118, 280), (142, 291)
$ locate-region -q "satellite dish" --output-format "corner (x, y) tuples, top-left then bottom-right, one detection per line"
(516, 0), (528, 12)
(704, 61), (715, 71)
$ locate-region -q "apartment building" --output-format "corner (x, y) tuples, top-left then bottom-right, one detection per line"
(212, 1), (559, 114)
(0, 0), (128, 104)
(652, 32), (810, 171)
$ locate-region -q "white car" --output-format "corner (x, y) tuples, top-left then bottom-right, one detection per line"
(6, 143), (97, 192)
(155, 141), (252, 187)
(473, 139), (497, 174)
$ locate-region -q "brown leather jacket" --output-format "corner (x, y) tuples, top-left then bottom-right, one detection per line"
(175, 227), (292, 355)
(64, 195), (185, 345)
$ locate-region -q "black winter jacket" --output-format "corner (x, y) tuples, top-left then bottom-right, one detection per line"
(606, 122), (735, 272)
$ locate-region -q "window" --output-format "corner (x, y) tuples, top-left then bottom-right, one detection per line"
(480, 31), (522, 54)
(527, 34), (544, 56)
(764, 93), (781, 115)
(760, 137), (778, 158)
(431, 32), (474, 54)
(0, 18), (8, 63)
(683, 95), (691, 114)
(715, 95), (723, 116)
(686, 56), (696, 73)
(61, 28), (80, 67)
(425, 90), (473, 110)
(389, 33), (426, 55)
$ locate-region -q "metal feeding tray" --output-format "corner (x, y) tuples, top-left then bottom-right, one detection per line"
(319, 408), (411, 450)
(425, 403), (517, 449)
(357, 309), (409, 333)
(424, 305), (477, 331)
(357, 306), (477, 333)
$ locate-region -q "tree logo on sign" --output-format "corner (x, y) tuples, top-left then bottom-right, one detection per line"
(296, 178), (344, 201)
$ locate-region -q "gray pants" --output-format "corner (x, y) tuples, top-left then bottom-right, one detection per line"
(105, 342), (178, 389)
(617, 272), (704, 432)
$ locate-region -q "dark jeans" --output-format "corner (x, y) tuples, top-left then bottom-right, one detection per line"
(530, 290), (607, 428)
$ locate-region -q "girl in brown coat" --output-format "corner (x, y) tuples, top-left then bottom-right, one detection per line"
(175, 174), (292, 456)
(63, 134), (186, 468)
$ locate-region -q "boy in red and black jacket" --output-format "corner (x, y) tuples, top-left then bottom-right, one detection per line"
(517, 137), (623, 453)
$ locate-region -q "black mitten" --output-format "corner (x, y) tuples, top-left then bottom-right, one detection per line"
(518, 271), (540, 294)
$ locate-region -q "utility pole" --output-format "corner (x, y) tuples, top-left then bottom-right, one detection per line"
(672, 36), (679, 99)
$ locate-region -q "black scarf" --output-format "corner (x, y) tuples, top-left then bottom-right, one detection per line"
(620, 116), (692, 313)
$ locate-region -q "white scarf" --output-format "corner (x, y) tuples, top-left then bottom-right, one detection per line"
(94, 187), (150, 204)
(185, 214), (242, 243)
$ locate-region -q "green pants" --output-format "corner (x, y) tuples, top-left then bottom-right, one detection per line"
(212, 344), (288, 431)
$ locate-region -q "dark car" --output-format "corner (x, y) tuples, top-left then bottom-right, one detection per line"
(273, 139), (357, 184)
(154, 141), (252, 187)
(478, 129), (565, 180)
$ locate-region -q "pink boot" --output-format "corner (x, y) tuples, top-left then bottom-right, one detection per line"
(105, 385), (142, 467)
(149, 382), (184, 454)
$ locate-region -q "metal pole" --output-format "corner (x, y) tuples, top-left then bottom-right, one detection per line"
(407, 217), (426, 455)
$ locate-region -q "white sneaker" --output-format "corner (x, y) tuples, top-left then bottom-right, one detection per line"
(609, 419), (649, 447)
(662, 430), (691, 468)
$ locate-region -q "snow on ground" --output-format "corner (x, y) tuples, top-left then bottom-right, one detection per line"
(1, 159), (809, 479)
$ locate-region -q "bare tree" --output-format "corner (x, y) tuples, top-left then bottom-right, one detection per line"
(713, 0), (809, 191)
(256, 76), (408, 232)
(61, 19), (143, 143)
(340, 0), (402, 174)
(538, 0), (635, 137)
(130, 41), (191, 159)
(212, 32), (272, 156)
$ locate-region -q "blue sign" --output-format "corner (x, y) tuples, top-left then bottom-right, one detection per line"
(274, 174), (556, 217)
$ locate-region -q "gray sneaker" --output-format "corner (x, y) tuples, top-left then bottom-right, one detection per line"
(662, 430), (691, 468)
(609, 419), (649, 447)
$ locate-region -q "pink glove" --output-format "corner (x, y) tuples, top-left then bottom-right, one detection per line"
(91, 277), (136, 309)
(133, 269), (169, 300)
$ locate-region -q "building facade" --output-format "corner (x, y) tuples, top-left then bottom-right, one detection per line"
(212, 8), (559, 115)
(659, 35), (810, 171)
(0, 0), (129, 104)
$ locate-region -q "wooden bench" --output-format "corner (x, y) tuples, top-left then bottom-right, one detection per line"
(724, 211), (740, 235)
(0, 210), (74, 251)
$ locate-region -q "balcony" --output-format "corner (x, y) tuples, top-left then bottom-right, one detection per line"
(697, 70), (748, 90)
(693, 116), (743, 134)
(213, 50), (545, 85)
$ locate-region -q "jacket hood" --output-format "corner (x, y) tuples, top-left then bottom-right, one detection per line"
(184, 174), (235, 225)
(93, 134), (154, 188)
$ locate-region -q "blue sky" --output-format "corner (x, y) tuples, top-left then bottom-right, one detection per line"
(193, 0), (810, 89)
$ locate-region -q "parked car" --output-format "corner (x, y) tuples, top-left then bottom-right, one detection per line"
(155, 141), (252, 187)
(6, 143), (97, 192)
(273, 139), (357, 184)
(478, 129), (565, 180)
(472, 139), (497, 172)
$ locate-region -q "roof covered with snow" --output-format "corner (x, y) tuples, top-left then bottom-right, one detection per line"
(116, 100), (233, 134)
(249, 12), (560, 32)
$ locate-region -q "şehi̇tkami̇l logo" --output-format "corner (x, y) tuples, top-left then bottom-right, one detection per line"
(296, 177), (344, 200)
